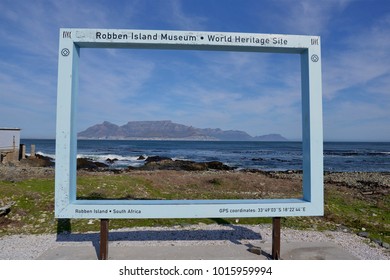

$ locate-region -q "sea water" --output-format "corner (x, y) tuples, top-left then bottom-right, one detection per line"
(21, 139), (390, 172)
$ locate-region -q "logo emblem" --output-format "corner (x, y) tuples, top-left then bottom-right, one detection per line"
(311, 54), (319, 62)
(61, 48), (70, 56)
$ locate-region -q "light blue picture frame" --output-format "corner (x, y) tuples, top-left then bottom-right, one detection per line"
(55, 29), (323, 219)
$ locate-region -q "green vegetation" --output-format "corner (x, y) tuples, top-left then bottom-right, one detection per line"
(279, 187), (389, 245)
(0, 173), (388, 246)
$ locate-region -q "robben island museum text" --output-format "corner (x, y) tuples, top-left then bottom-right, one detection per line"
(95, 31), (288, 46)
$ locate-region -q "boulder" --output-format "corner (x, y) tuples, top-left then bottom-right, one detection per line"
(0, 202), (15, 217)
(77, 158), (108, 170)
(19, 155), (54, 167)
(144, 156), (172, 163)
(357, 232), (369, 238)
(35, 153), (54, 162)
(204, 161), (233, 170)
(105, 158), (118, 164)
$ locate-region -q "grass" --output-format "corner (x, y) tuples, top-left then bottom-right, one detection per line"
(0, 172), (389, 245)
(323, 187), (389, 243)
(0, 178), (55, 235)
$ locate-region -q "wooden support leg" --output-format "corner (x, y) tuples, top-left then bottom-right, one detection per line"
(100, 219), (109, 260)
(272, 217), (281, 260)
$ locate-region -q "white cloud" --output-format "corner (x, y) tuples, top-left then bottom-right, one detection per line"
(164, 0), (208, 30)
(323, 14), (390, 99)
(269, 0), (352, 35)
(0, 0), (388, 140)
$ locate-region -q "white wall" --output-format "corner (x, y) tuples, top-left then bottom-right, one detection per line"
(0, 129), (20, 151)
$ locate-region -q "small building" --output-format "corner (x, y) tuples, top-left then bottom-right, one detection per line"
(0, 128), (21, 163)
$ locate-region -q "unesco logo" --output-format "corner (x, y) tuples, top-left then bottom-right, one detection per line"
(61, 48), (70, 56)
(311, 54), (319, 62)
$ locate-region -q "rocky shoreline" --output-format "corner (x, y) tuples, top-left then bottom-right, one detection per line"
(1, 156), (389, 192)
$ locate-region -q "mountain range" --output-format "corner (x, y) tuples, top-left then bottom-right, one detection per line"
(78, 120), (288, 141)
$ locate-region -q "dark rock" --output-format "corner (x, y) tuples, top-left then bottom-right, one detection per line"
(0, 202), (14, 217)
(357, 232), (369, 238)
(178, 161), (207, 171)
(137, 155), (146, 160)
(141, 158), (175, 170)
(105, 158), (118, 164)
(145, 156), (172, 163)
(248, 246), (262, 255)
(251, 158), (265, 161)
(382, 242), (390, 249)
(205, 161), (233, 170)
(372, 239), (383, 247)
(20, 156), (54, 167)
(77, 158), (108, 170)
(35, 153), (54, 162)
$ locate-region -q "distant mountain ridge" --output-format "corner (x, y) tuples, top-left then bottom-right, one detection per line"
(78, 120), (288, 141)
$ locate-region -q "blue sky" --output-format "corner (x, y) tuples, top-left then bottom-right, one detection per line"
(0, 0), (389, 141)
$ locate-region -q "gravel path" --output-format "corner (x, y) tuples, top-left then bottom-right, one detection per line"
(0, 224), (388, 260)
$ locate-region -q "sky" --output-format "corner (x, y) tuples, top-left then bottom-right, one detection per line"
(0, 0), (389, 141)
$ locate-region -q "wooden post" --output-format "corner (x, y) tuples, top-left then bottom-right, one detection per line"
(272, 217), (281, 260)
(100, 219), (109, 260)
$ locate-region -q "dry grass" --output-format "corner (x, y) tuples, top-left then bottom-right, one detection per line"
(76, 170), (302, 200)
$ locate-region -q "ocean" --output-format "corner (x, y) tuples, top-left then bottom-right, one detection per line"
(21, 139), (390, 172)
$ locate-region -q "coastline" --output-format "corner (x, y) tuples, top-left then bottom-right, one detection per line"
(1, 162), (389, 190)
(19, 139), (390, 172)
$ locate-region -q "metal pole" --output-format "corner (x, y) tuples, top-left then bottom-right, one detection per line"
(100, 219), (109, 260)
(272, 217), (281, 260)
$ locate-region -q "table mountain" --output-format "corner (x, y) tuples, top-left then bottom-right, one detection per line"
(78, 120), (287, 141)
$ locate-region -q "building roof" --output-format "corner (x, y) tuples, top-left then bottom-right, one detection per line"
(0, 128), (21, 131)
